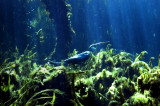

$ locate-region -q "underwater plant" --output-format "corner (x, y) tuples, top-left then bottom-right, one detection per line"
(1, 44), (160, 105)
(127, 92), (155, 106)
(134, 51), (148, 62)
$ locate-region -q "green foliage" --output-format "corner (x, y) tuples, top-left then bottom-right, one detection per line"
(0, 58), (10, 71)
(149, 57), (155, 69)
(159, 54), (160, 68)
(1, 43), (160, 105)
(135, 51), (148, 62)
(129, 93), (155, 105)
(44, 41), (57, 61)
(0, 76), (14, 93)
(51, 92), (56, 105)
(68, 49), (78, 57)
(25, 89), (63, 106)
(30, 19), (38, 27)
(137, 67), (160, 98)
(131, 61), (151, 73)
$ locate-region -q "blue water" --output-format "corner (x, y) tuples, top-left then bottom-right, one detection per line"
(68, 0), (160, 65)
(0, 0), (160, 65)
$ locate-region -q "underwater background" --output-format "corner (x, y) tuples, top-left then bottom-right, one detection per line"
(0, 0), (160, 105)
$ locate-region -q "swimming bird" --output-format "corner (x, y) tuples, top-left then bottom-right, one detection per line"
(48, 51), (91, 66)
(89, 41), (109, 49)
(49, 41), (109, 66)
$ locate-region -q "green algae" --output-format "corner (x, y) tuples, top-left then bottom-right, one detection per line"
(1, 44), (160, 105)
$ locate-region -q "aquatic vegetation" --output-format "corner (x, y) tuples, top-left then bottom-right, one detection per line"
(1, 45), (160, 105)
(94, 69), (114, 94)
(131, 61), (151, 73)
(65, 2), (75, 35)
(30, 19), (38, 28)
(159, 54), (160, 67)
(149, 57), (155, 69)
(137, 68), (160, 98)
(134, 51), (148, 62)
(36, 28), (45, 43)
(105, 77), (136, 105)
(44, 41), (57, 61)
(1, 0), (160, 105)
(127, 92), (155, 106)
(68, 49), (78, 57)
(41, 0), (75, 58)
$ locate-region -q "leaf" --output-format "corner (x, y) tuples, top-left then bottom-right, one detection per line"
(51, 92), (56, 105)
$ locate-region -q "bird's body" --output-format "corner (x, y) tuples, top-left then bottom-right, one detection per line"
(49, 51), (91, 66)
